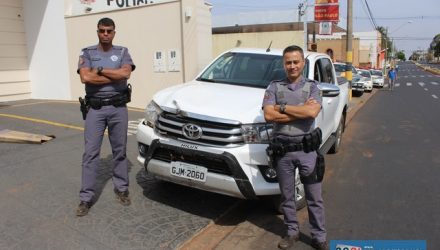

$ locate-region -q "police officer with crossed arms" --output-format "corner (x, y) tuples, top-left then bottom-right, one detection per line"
(263, 45), (328, 250)
(76, 17), (135, 216)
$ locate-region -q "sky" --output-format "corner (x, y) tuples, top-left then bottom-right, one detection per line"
(208, 0), (440, 58)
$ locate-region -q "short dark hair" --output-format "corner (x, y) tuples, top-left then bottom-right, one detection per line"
(283, 45), (304, 59)
(97, 17), (115, 29)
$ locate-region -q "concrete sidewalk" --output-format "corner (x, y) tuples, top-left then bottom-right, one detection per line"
(179, 89), (379, 250)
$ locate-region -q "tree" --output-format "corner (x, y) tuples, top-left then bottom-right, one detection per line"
(396, 51), (406, 61)
(410, 51), (420, 61)
(429, 34), (440, 62)
(434, 42), (440, 59)
(377, 26), (392, 59)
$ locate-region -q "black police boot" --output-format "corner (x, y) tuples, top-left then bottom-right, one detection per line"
(76, 201), (91, 217)
(278, 234), (299, 249)
(115, 190), (131, 206)
(311, 239), (329, 250)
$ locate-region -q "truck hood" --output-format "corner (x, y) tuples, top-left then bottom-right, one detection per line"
(153, 80), (266, 124)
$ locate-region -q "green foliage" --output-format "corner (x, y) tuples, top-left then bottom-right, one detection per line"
(435, 42), (440, 58)
(396, 51), (406, 61)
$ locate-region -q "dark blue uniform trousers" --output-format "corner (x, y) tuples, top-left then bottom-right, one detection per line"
(80, 105), (129, 202)
(276, 150), (326, 242)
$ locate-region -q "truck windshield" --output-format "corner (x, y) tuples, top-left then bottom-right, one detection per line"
(198, 52), (307, 88)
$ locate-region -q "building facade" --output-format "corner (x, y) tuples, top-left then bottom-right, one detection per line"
(1, 0), (213, 108)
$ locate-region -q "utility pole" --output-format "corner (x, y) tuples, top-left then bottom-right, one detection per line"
(303, 0), (308, 50)
(346, 0), (353, 100)
(298, 1), (308, 50)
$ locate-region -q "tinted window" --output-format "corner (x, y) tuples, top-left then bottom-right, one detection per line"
(315, 58), (334, 84)
(359, 70), (371, 78)
(321, 58), (335, 83)
(334, 64), (345, 73)
(198, 52), (283, 88)
(370, 70), (383, 76)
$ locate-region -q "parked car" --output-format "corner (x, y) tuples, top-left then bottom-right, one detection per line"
(136, 48), (349, 211)
(357, 69), (373, 92)
(351, 74), (365, 97)
(369, 69), (385, 88)
(334, 62), (358, 77)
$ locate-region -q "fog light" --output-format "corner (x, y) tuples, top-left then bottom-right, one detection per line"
(264, 167), (277, 179)
(138, 143), (148, 156)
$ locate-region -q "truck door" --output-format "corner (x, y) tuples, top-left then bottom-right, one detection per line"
(314, 57), (339, 144)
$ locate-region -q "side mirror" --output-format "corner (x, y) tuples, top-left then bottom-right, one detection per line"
(319, 83), (340, 97)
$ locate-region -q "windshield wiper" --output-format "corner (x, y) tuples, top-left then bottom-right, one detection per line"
(197, 77), (218, 83)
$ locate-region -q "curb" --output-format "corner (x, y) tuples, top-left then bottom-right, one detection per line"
(178, 200), (250, 250)
(346, 88), (377, 125)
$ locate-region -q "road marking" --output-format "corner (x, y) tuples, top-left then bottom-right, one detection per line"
(127, 119), (141, 136)
(406, 82), (412, 86)
(431, 82), (439, 85)
(433, 95), (438, 99)
(0, 113), (140, 136)
(0, 113), (84, 131)
(2, 100), (144, 113)
(395, 83), (400, 87)
(418, 82), (425, 87)
(424, 88), (428, 91)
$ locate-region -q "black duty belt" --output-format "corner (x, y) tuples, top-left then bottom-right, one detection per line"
(86, 93), (129, 109)
(283, 143), (303, 152)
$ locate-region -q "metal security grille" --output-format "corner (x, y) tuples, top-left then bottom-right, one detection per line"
(155, 112), (244, 146)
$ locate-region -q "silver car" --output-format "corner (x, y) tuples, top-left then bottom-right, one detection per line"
(357, 69), (373, 92)
(370, 69), (385, 88)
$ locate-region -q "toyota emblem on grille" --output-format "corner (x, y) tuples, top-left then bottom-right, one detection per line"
(182, 123), (203, 140)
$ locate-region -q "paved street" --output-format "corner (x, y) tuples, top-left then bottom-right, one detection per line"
(200, 62), (440, 250)
(1, 61), (438, 250)
(0, 101), (237, 250)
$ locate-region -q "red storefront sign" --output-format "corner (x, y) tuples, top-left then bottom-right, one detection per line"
(315, 5), (339, 22)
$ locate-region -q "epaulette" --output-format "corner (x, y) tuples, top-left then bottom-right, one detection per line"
(272, 79), (288, 85)
(83, 45), (98, 51)
(112, 45), (124, 50)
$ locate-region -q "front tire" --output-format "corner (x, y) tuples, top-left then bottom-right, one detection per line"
(267, 175), (306, 214)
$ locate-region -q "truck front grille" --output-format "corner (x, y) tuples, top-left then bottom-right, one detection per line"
(155, 112), (244, 146)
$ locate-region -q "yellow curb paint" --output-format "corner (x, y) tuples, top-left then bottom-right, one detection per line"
(0, 114), (84, 131)
(6, 100), (144, 112)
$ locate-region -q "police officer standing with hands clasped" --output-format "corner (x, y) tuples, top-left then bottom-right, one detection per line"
(263, 45), (328, 250)
(76, 17), (135, 217)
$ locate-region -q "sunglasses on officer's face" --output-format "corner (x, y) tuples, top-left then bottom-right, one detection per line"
(97, 29), (114, 34)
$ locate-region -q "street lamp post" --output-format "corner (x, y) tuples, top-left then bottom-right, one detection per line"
(389, 20), (413, 63)
(383, 20), (412, 67)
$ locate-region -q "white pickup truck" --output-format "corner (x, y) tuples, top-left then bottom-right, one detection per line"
(136, 48), (349, 209)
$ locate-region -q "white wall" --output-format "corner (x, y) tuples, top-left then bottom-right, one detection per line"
(0, 0), (31, 102)
(23, 0), (71, 100)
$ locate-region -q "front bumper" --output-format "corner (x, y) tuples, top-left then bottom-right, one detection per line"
(351, 82), (364, 92)
(136, 120), (280, 199)
(373, 79), (384, 87)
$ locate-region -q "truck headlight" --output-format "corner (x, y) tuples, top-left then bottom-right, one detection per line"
(145, 101), (162, 128)
(241, 123), (273, 144)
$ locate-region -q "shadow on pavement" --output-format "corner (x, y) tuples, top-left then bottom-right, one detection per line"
(135, 169), (238, 221)
(91, 155), (135, 204)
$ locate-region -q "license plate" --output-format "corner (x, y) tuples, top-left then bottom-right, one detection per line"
(170, 161), (207, 182)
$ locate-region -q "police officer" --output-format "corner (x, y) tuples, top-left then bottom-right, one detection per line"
(262, 45), (328, 250)
(76, 17), (135, 216)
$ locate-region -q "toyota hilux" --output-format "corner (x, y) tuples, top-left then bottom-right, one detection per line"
(136, 48), (349, 209)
